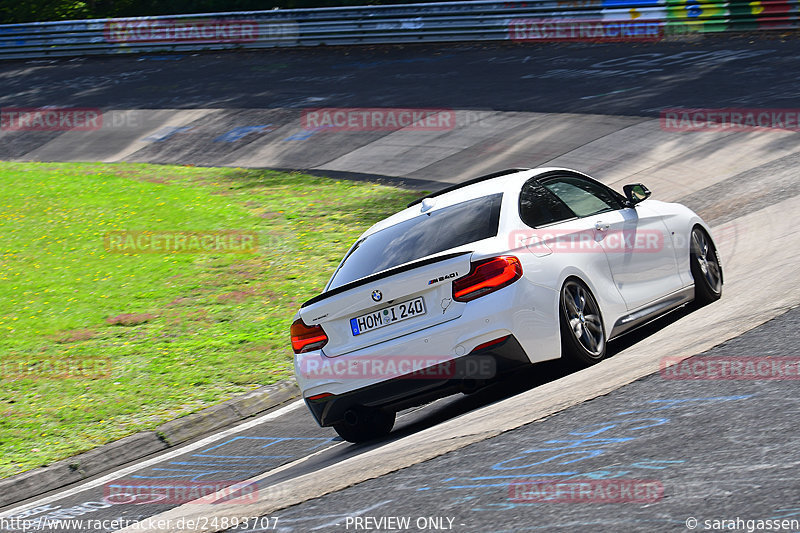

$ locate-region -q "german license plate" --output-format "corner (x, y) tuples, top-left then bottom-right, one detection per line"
(350, 297), (426, 336)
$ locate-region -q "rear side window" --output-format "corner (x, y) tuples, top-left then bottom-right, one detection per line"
(519, 180), (575, 227)
(328, 193), (503, 289)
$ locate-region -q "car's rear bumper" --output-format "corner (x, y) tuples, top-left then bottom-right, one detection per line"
(304, 335), (529, 427)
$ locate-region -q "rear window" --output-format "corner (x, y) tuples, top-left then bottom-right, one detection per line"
(328, 193), (503, 289)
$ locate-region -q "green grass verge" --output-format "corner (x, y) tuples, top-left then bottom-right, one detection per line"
(0, 161), (420, 478)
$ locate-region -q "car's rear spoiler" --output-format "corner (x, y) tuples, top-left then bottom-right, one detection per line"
(301, 251), (472, 308)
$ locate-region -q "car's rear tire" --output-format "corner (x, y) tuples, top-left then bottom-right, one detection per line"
(690, 226), (723, 306)
(332, 407), (395, 443)
(559, 279), (607, 367)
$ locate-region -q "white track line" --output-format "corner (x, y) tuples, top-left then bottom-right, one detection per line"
(0, 400), (304, 519)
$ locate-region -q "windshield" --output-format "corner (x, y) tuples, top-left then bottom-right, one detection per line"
(328, 193), (503, 289)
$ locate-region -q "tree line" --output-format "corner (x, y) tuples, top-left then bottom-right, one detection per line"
(0, 0), (462, 24)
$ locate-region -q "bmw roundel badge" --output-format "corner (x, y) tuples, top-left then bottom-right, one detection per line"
(371, 290), (383, 302)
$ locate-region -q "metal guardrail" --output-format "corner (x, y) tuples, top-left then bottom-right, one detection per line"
(0, 0), (798, 60)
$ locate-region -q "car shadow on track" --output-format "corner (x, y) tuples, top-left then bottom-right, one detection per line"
(257, 303), (698, 489)
(389, 302), (696, 438)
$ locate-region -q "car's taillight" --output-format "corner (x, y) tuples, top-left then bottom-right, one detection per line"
(291, 319), (328, 354)
(470, 335), (511, 353)
(453, 256), (523, 302)
(307, 392), (333, 401)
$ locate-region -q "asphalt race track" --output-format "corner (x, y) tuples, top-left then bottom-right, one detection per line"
(2, 38), (800, 186)
(1, 38), (798, 113)
(253, 307), (800, 533)
(1, 36), (799, 533)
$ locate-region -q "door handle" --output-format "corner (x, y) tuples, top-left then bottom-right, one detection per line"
(595, 221), (610, 231)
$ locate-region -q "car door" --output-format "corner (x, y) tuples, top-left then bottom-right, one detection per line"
(517, 177), (614, 283)
(540, 173), (684, 311)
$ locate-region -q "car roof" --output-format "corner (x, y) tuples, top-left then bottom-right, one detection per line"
(406, 168), (531, 207)
(361, 167), (584, 238)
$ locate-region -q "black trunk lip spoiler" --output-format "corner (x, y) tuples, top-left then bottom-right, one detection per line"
(300, 251), (473, 309)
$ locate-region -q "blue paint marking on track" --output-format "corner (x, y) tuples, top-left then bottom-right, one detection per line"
(213, 125), (274, 142)
(412, 395), (754, 495)
(131, 468), (262, 481)
(283, 124), (333, 141)
(125, 436), (335, 481)
(468, 472), (579, 480)
(142, 126), (193, 142)
(194, 436), (334, 459)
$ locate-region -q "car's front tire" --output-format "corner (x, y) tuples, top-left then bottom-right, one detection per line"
(690, 226), (723, 306)
(332, 407), (396, 443)
(559, 279), (607, 367)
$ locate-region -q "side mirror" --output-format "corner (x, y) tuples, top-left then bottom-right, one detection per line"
(623, 183), (651, 206)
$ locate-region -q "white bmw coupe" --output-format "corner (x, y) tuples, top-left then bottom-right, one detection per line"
(291, 168), (723, 442)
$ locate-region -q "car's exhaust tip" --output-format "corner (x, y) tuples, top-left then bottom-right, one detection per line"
(343, 409), (360, 426)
